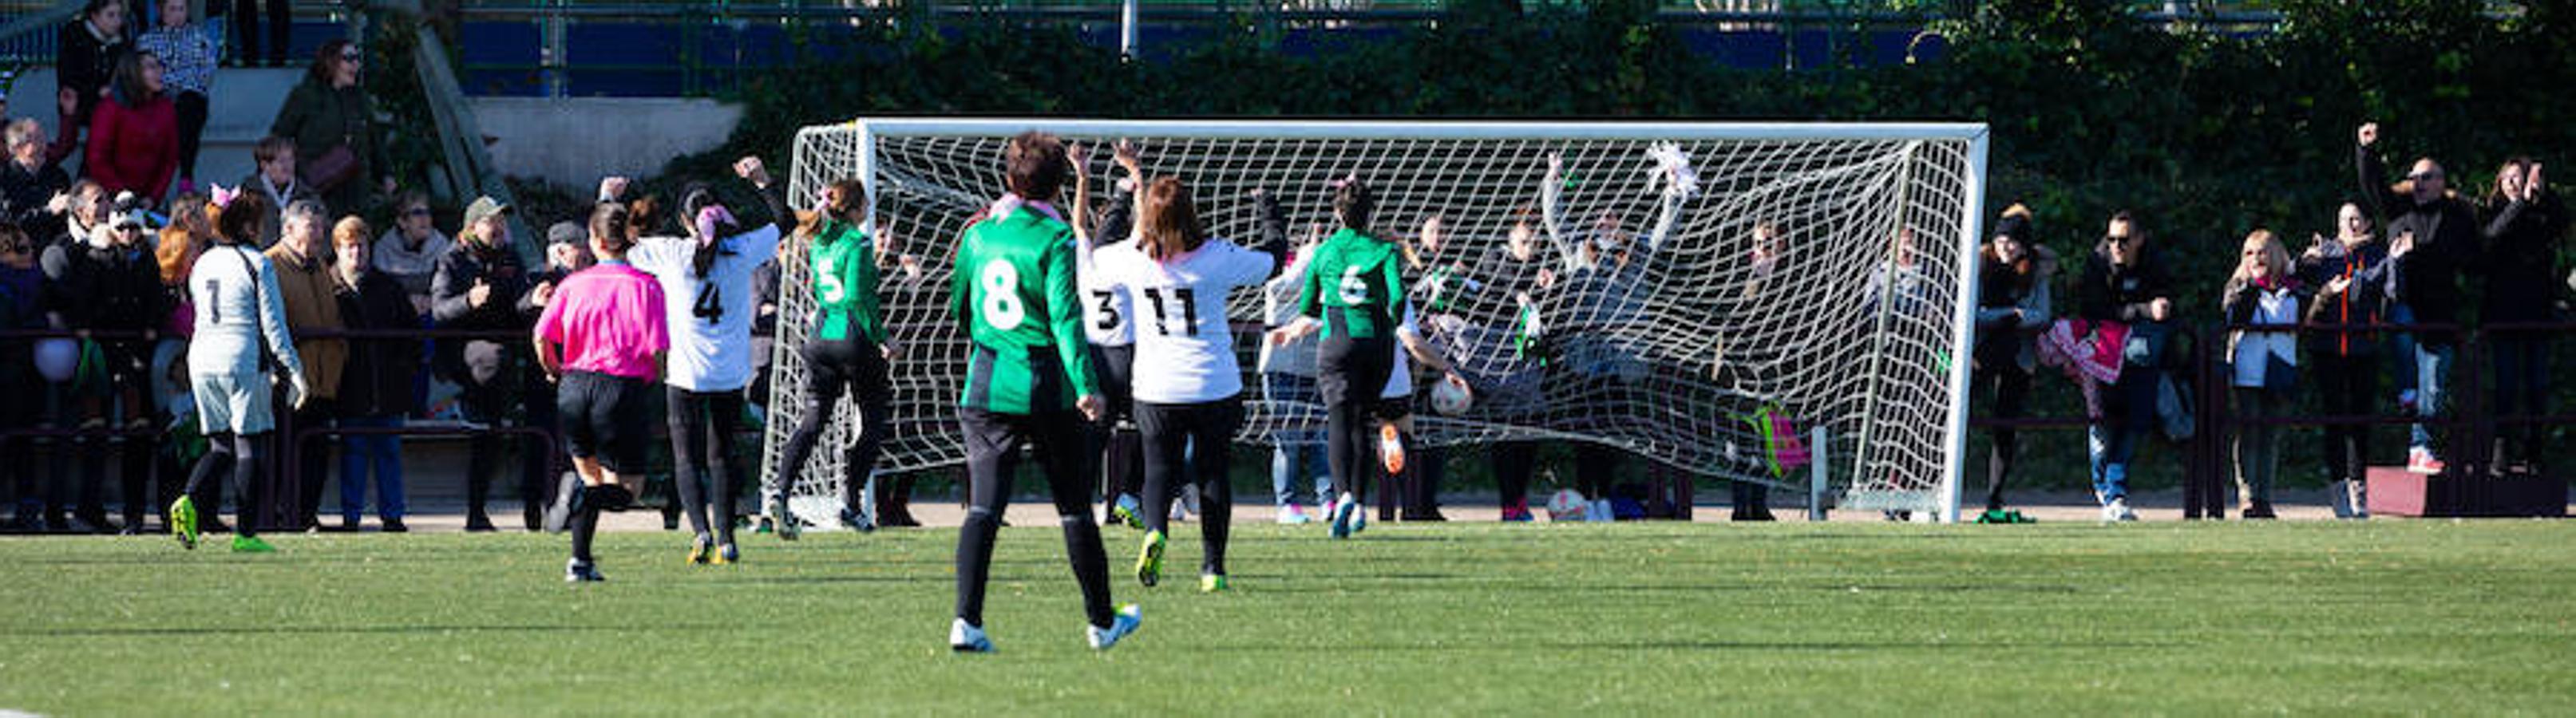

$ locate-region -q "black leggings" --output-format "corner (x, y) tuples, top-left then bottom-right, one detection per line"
(1492, 440), (1537, 507)
(2311, 349), (2377, 483)
(1137, 399), (1240, 576)
(667, 386), (744, 543)
(1316, 335), (1396, 503)
(183, 432), (268, 538)
(174, 91), (207, 180)
(1974, 365), (2032, 511)
(953, 407), (1113, 629)
(1089, 344), (1142, 507)
(772, 337), (890, 516)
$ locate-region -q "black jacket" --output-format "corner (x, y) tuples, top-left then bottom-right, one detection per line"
(0, 161), (70, 238)
(53, 21), (119, 117)
(2357, 146), (2482, 343)
(335, 270), (421, 417)
(39, 235), (164, 333)
(2294, 239), (2392, 357)
(2477, 190), (2568, 324)
(2078, 240), (2174, 325)
(429, 239), (530, 331)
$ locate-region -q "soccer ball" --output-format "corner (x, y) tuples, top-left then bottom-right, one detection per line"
(1430, 377), (1474, 416)
(1545, 489), (1589, 522)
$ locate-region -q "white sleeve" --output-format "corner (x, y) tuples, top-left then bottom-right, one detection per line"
(1227, 241), (1276, 286)
(628, 236), (691, 275)
(253, 254), (305, 379)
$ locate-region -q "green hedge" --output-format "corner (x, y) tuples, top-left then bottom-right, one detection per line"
(654, 0), (2572, 491)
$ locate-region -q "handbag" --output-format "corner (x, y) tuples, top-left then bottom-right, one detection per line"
(303, 144), (360, 194)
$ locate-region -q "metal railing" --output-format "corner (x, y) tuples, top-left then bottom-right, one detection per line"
(1969, 319), (2571, 520)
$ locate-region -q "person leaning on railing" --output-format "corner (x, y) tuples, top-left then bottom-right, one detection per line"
(2474, 157), (2565, 475)
(1970, 204), (2053, 519)
(2075, 211), (2172, 523)
(0, 120), (74, 239)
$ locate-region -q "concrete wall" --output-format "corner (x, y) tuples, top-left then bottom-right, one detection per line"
(469, 97), (742, 191)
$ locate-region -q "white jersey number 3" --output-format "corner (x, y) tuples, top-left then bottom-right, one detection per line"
(979, 259), (1026, 330)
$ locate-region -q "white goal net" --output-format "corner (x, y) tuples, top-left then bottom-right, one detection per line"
(762, 119), (1988, 523)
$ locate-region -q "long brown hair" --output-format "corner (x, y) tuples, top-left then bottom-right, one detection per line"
(796, 179), (866, 241)
(156, 192), (209, 285)
(1138, 176), (1206, 262)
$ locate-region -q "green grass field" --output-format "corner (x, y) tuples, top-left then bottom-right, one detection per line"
(3, 520), (2572, 715)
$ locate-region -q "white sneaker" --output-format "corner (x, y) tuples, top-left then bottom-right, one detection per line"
(1350, 501), (1368, 535)
(1329, 492), (1360, 539)
(1086, 604), (1142, 650)
(2348, 479), (2370, 519)
(950, 618), (994, 653)
(2111, 498), (2138, 522)
(1276, 504), (1312, 525)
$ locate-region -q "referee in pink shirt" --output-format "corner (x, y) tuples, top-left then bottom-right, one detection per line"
(532, 203), (669, 582)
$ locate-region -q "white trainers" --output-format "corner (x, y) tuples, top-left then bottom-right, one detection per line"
(2348, 479), (2370, 519)
(2110, 497), (2138, 522)
(1276, 504), (1313, 525)
(950, 618), (994, 653)
(1086, 604), (1142, 650)
(1329, 492), (1360, 539)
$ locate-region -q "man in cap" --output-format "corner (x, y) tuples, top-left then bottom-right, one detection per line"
(430, 195), (536, 531)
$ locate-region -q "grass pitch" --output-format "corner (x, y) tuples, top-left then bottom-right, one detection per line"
(2, 519), (2571, 715)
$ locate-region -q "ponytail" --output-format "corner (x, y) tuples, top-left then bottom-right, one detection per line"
(589, 202), (634, 255)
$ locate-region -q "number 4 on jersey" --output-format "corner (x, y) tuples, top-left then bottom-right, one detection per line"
(693, 282), (724, 323)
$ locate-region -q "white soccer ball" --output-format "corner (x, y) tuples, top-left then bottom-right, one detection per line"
(1545, 489), (1589, 522)
(1430, 377), (1474, 416)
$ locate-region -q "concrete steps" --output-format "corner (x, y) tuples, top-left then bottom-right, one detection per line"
(7, 66), (305, 197)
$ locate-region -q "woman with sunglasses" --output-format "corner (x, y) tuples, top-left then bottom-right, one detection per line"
(270, 39), (389, 214)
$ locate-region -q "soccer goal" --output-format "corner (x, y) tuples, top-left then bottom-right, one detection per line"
(762, 118), (1988, 524)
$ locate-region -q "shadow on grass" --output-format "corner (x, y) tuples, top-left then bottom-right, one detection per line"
(1193, 637), (2183, 653)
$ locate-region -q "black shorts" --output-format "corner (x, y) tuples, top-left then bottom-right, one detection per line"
(557, 370), (651, 474)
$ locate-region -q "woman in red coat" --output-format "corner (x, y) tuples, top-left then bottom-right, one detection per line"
(85, 50), (180, 206)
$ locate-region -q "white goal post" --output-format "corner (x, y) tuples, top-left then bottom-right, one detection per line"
(763, 118), (1988, 524)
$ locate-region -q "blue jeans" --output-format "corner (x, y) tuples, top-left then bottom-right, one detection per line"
(2388, 304), (2419, 394)
(2410, 342), (2454, 453)
(2086, 326), (2165, 503)
(1261, 372), (1330, 507)
(339, 414), (406, 521)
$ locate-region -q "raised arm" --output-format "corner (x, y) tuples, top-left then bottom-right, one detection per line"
(2353, 123), (2408, 220)
(1538, 152), (1581, 271)
(1252, 188), (1291, 279)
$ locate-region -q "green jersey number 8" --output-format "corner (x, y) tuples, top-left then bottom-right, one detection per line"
(1337, 266), (1370, 305)
(979, 259), (1025, 330)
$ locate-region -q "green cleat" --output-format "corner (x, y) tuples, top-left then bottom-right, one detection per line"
(230, 535), (275, 553)
(1109, 498), (1145, 531)
(1200, 574), (1229, 593)
(1135, 529), (1165, 587)
(168, 496), (198, 550)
